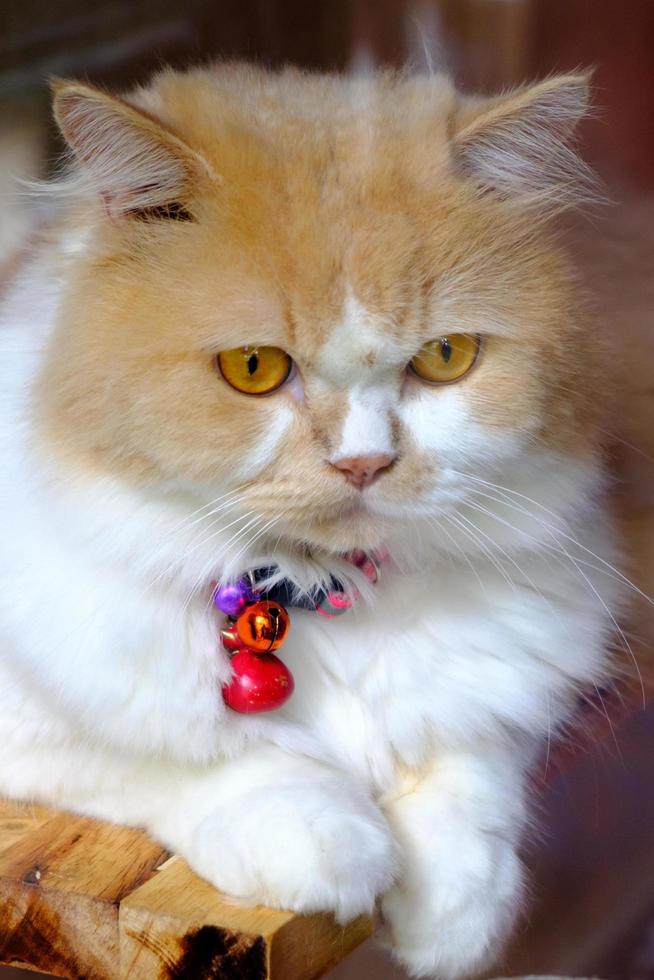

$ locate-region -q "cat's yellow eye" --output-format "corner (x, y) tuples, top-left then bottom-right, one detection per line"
(218, 346), (293, 395)
(409, 334), (480, 384)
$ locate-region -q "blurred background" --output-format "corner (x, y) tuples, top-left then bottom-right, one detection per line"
(3, 0), (654, 199)
(2, 1), (654, 978)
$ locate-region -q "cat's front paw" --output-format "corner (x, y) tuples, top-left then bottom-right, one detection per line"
(188, 776), (396, 923)
(381, 829), (524, 979)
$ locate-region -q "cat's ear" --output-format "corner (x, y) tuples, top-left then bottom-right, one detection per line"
(52, 79), (214, 220)
(453, 73), (594, 206)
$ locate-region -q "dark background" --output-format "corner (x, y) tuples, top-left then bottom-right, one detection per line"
(2, 0), (654, 191)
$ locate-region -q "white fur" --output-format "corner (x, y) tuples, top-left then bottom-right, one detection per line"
(0, 252), (623, 980)
(322, 291), (401, 461)
(380, 747), (527, 979)
(332, 388), (396, 461)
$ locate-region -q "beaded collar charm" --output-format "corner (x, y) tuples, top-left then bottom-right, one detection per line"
(214, 550), (386, 713)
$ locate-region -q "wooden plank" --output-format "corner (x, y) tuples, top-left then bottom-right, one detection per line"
(0, 801), (371, 979)
(0, 801), (167, 979)
(119, 854), (372, 980)
(0, 810), (168, 902)
(0, 801), (52, 859)
(268, 907), (372, 980)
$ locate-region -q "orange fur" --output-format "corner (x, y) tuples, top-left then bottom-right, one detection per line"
(35, 64), (605, 552)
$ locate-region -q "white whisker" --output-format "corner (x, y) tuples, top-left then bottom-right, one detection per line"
(452, 478), (646, 706)
(150, 509), (258, 591)
(459, 472), (653, 606)
(433, 515), (492, 601)
(446, 512), (516, 591)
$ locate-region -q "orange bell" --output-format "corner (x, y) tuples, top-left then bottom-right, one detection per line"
(236, 600), (290, 652)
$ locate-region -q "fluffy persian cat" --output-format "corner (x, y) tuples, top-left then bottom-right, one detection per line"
(0, 65), (625, 979)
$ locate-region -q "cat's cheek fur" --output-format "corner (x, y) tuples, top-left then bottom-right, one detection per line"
(225, 397), (296, 482)
(399, 382), (528, 474)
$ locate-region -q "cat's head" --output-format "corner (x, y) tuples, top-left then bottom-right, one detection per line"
(36, 66), (605, 579)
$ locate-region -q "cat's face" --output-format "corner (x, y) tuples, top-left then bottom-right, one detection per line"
(38, 67), (603, 562)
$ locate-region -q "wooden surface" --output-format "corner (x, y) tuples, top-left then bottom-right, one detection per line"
(0, 800), (371, 980)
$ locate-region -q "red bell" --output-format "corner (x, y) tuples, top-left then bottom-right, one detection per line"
(235, 600), (290, 652)
(222, 649), (294, 713)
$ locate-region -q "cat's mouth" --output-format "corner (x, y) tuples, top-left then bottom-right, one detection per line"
(292, 500), (388, 553)
(232, 484), (392, 553)
(338, 499), (371, 518)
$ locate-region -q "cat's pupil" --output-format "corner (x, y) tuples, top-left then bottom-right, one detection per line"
(247, 353), (259, 375)
(441, 338), (452, 363)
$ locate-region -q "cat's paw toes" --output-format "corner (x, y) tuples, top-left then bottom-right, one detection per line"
(190, 779), (396, 922)
(381, 833), (524, 979)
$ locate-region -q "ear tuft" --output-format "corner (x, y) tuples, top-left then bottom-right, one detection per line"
(453, 73), (596, 208)
(52, 80), (207, 219)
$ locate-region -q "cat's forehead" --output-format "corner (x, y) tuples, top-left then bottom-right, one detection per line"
(313, 289), (410, 383)
(260, 204), (431, 367)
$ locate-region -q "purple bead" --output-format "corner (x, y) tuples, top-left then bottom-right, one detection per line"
(213, 580), (253, 617)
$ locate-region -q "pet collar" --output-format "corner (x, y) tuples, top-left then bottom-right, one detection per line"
(214, 550), (386, 713)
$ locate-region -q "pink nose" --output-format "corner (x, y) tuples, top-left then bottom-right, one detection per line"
(332, 454), (395, 489)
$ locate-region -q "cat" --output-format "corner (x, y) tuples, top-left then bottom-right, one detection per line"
(0, 64), (626, 979)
